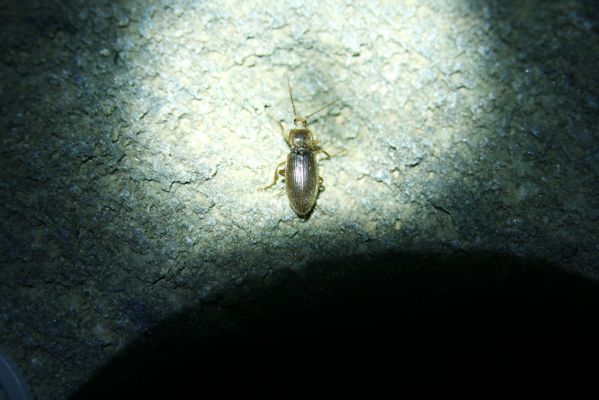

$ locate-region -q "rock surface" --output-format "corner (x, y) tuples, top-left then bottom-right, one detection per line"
(1, 0), (598, 398)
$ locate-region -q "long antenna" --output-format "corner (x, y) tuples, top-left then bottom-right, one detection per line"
(288, 77), (338, 123)
(305, 99), (339, 121)
(287, 77), (299, 119)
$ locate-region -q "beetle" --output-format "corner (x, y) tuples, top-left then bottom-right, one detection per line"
(260, 79), (337, 217)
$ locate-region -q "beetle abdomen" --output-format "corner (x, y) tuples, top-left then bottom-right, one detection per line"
(286, 148), (318, 216)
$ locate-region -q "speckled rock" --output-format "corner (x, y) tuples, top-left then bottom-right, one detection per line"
(1, 0), (598, 398)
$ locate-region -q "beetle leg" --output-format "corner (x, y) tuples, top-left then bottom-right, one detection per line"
(313, 147), (331, 159)
(316, 147), (347, 159)
(259, 160), (286, 190)
(314, 204), (330, 215)
(265, 109), (290, 145)
(277, 169), (287, 198)
(319, 149), (331, 159)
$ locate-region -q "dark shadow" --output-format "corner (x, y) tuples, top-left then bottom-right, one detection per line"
(71, 250), (599, 398)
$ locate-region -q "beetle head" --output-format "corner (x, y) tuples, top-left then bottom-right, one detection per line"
(293, 117), (308, 127)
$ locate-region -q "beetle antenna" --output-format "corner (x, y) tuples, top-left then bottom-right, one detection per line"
(305, 99), (339, 121)
(287, 77), (300, 119)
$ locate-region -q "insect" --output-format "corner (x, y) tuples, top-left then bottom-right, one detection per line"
(260, 79), (337, 217)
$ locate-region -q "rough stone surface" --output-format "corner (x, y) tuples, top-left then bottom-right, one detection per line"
(1, 0), (598, 398)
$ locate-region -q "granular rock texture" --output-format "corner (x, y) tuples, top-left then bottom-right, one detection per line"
(1, 0), (598, 398)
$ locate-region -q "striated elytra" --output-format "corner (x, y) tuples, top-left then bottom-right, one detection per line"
(285, 132), (320, 216)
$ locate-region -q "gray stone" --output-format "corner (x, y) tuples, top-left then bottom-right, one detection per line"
(1, 0), (598, 398)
